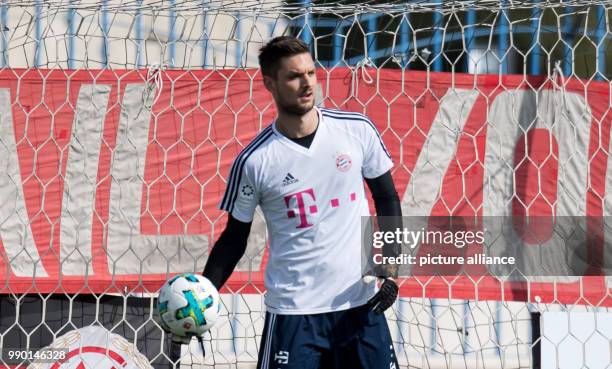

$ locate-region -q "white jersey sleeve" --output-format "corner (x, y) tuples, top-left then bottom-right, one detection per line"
(218, 126), (274, 222)
(219, 162), (259, 222)
(361, 117), (393, 178)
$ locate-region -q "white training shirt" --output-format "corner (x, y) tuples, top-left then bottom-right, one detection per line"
(219, 107), (393, 314)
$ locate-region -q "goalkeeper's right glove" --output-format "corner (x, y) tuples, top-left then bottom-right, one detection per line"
(171, 333), (194, 345)
(171, 333), (207, 359)
(160, 318), (195, 346)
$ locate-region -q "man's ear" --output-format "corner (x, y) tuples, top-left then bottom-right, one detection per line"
(262, 75), (275, 94)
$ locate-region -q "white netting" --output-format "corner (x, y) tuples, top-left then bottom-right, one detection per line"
(0, 1), (610, 369)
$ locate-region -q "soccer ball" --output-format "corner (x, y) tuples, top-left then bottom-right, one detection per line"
(157, 273), (221, 337)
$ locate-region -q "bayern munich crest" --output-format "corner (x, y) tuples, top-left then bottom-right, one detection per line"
(335, 154), (352, 172)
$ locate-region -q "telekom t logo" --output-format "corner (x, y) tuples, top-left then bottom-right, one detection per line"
(284, 188), (317, 228)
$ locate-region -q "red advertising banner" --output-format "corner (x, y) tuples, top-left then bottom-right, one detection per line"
(0, 68), (609, 305)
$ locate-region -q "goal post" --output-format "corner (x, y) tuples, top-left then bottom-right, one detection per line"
(0, 1), (610, 369)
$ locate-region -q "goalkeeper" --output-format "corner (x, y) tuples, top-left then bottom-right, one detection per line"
(203, 36), (402, 369)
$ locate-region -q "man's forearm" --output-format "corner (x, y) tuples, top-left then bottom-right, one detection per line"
(365, 171), (402, 216)
(365, 171), (402, 313)
(374, 196), (402, 278)
(365, 171), (403, 278)
(202, 215), (252, 290)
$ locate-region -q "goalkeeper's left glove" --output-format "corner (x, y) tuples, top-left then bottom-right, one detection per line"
(367, 278), (398, 314)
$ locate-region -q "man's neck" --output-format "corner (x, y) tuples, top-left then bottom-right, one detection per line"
(275, 108), (318, 139)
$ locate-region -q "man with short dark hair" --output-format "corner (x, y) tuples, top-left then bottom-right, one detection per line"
(203, 36), (402, 369)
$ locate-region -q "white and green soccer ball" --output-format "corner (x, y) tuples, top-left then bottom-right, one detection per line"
(157, 273), (221, 338)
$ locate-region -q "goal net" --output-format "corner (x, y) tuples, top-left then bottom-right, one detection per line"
(0, 1), (610, 368)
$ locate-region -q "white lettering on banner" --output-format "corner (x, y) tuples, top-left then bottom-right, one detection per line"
(60, 84), (110, 276)
(483, 90), (590, 280)
(401, 88), (479, 215)
(483, 90), (590, 216)
(106, 84), (209, 275)
(0, 88), (48, 277)
(0, 73), (606, 295)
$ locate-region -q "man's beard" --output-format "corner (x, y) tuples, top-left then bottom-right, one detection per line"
(276, 95), (315, 116)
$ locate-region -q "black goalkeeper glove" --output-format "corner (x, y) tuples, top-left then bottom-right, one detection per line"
(169, 333), (207, 363)
(171, 333), (194, 345)
(367, 278), (399, 314)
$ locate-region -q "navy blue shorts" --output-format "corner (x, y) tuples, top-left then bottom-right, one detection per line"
(256, 303), (399, 369)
